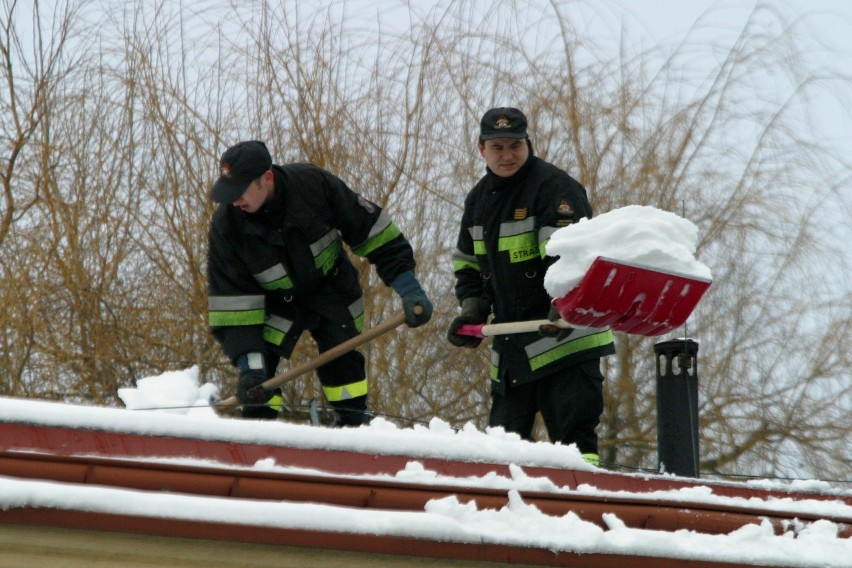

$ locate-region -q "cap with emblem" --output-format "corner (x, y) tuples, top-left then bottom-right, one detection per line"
(479, 107), (528, 140)
(211, 140), (272, 204)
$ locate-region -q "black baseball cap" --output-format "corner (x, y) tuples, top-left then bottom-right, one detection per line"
(479, 107), (528, 140)
(211, 140), (272, 204)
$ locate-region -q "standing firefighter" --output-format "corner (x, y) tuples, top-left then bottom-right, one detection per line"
(447, 108), (614, 464)
(207, 140), (432, 425)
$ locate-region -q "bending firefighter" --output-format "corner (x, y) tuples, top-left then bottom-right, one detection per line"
(447, 108), (614, 464)
(207, 141), (432, 425)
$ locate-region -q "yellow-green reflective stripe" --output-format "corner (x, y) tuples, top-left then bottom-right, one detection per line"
(538, 227), (558, 259)
(582, 453), (600, 466)
(497, 233), (536, 250)
(539, 238), (550, 259)
(498, 233), (538, 263)
(490, 350), (500, 381)
(347, 298), (365, 332)
(312, 231), (340, 274)
(260, 277), (294, 291)
(267, 394), (284, 411)
(496, 219), (538, 263)
(351, 213), (401, 257)
(322, 378), (369, 402)
(529, 329), (614, 372)
(263, 315), (293, 346)
(209, 309), (265, 327)
(473, 240), (486, 255)
(263, 326), (285, 345)
(255, 264), (294, 290)
(452, 250), (479, 273)
(452, 258), (480, 272)
(208, 296), (265, 326)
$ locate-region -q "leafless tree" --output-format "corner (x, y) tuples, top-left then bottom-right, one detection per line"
(0, 0), (848, 481)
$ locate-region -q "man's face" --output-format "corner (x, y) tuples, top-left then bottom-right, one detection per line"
(232, 172), (270, 213)
(479, 137), (529, 177)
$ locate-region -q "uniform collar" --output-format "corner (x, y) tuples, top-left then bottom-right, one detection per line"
(486, 153), (535, 191)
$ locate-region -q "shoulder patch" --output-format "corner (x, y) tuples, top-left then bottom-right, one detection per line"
(356, 195), (377, 213)
(556, 199), (574, 216)
(514, 207), (528, 220)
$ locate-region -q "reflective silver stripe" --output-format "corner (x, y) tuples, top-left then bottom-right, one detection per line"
(265, 315), (293, 334)
(208, 295), (264, 311)
(361, 211), (393, 241)
(499, 217), (536, 237)
(469, 226), (484, 240)
(254, 264), (288, 285)
(311, 230), (339, 257)
(538, 226), (558, 243)
(539, 226), (558, 258)
(451, 249), (477, 264)
(347, 297), (365, 319)
(352, 211), (393, 252)
(524, 326), (609, 358)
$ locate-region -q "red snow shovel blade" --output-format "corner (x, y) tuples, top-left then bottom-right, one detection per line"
(551, 256), (712, 336)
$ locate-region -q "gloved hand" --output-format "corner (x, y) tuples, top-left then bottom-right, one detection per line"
(538, 304), (574, 341)
(237, 369), (272, 406)
(447, 297), (489, 348)
(236, 352), (273, 406)
(390, 271), (433, 327)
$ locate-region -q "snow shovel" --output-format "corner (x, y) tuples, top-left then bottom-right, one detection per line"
(457, 257), (711, 339)
(216, 308), (417, 410)
(552, 256), (712, 336)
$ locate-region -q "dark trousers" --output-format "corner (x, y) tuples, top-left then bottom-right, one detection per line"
(242, 313), (367, 423)
(489, 359), (604, 455)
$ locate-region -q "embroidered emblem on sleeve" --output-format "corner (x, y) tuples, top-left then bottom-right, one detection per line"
(356, 195), (376, 213)
(557, 199), (574, 215)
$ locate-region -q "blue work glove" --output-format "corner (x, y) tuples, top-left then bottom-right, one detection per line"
(538, 304), (574, 341)
(390, 271), (433, 327)
(447, 297), (489, 348)
(236, 352), (273, 406)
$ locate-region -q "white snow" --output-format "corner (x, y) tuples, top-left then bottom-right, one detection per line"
(2, 201), (842, 567)
(2, 370), (850, 568)
(544, 205), (713, 299)
(117, 366), (220, 418)
(2, 1), (850, 566)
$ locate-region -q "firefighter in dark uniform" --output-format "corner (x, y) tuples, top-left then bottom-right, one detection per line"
(447, 108), (614, 464)
(207, 140), (432, 425)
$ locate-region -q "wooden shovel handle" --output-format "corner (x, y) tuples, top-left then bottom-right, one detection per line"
(217, 309), (413, 408)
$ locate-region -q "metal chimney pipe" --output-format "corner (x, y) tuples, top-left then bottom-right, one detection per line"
(654, 339), (700, 477)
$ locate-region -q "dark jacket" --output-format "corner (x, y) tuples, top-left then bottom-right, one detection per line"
(208, 164), (415, 363)
(451, 155), (614, 389)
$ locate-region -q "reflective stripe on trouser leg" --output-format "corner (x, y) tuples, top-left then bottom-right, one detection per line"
(266, 393), (284, 411)
(581, 453), (600, 466)
(322, 379), (369, 402)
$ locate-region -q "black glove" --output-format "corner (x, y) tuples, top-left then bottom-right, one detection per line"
(235, 352), (273, 406)
(538, 304), (573, 341)
(237, 369), (273, 406)
(447, 297), (489, 348)
(390, 271), (433, 328)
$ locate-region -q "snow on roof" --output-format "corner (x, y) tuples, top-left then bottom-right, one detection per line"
(1, 379), (850, 567)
